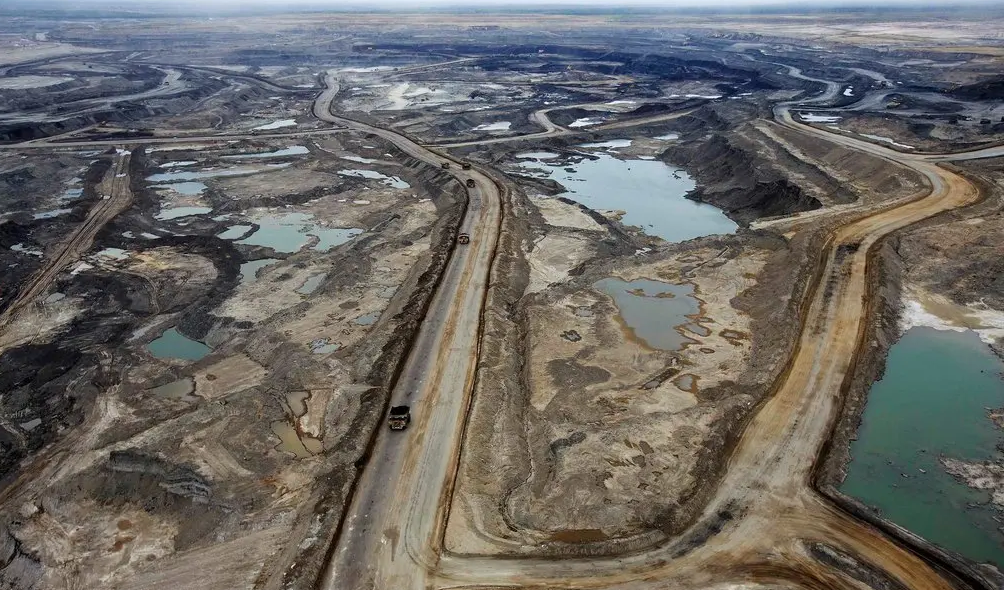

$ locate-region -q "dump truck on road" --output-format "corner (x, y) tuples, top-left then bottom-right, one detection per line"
(388, 405), (411, 430)
(466, 178), (476, 188)
(441, 162), (451, 169)
(461, 162), (472, 170)
(457, 233), (470, 245)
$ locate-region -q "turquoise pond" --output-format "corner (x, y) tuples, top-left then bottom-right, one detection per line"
(147, 327), (212, 361)
(842, 327), (1004, 567)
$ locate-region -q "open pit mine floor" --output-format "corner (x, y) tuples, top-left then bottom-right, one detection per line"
(316, 100), (989, 590)
(3, 12), (1004, 590)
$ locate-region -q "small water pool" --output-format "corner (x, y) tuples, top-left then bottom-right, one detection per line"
(147, 327), (212, 361)
(237, 212), (361, 254)
(297, 273), (327, 295)
(338, 169), (410, 189)
(223, 146), (309, 159)
(594, 278), (703, 351)
(239, 258), (279, 283)
(156, 206), (212, 221)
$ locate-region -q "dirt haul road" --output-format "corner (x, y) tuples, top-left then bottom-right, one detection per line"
(316, 71), (990, 589)
(0, 149), (133, 334)
(432, 105), (698, 148)
(0, 128), (345, 150)
(312, 72), (503, 590)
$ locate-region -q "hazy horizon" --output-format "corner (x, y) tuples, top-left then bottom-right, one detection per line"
(6, 0), (1002, 9)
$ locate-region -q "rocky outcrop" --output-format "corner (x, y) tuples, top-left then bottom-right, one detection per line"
(0, 525), (42, 590)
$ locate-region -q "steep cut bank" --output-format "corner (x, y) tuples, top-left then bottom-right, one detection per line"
(661, 107), (823, 224)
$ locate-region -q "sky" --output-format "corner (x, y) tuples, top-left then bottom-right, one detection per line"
(15, 0), (999, 5)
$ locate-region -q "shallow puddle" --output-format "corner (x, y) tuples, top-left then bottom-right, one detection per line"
(158, 181), (207, 196)
(155, 206), (212, 221)
(354, 312), (380, 326)
(297, 273), (327, 295)
(95, 247), (129, 260)
(147, 169), (247, 183)
(286, 391), (309, 418)
(517, 152), (736, 242)
(594, 278), (703, 351)
(339, 168), (409, 188)
(578, 139), (632, 149)
(271, 420), (322, 459)
(148, 377), (196, 400)
(254, 119), (296, 131)
(237, 212), (361, 253)
(59, 188), (83, 202)
(239, 258), (279, 283)
(33, 208), (73, 220)
(147, 327), (212, 361)
(223, 145), (308, 159)
(342, 155), (378, 164)
(842, 327), (1004, 567)
(310, 338), (340, 354)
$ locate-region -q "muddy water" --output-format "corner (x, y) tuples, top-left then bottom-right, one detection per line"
(271, 420), (322, 459)
(148, 377), (196, 400)
(842, 327), (1004, 567)
(286, 391), (309, 417)
(594, 278), (703, 351)
(147, 327), (212, 361)
(517, 152), (736, 242)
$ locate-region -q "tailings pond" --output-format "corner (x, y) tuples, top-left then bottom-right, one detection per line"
(594, 278), (704, 351)
(517, 149), (737, 242)
(842, 327), (1004, 567)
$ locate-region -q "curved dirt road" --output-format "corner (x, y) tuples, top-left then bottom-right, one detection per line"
(432, 104), (698, 148)
(426, 118), (981, 590)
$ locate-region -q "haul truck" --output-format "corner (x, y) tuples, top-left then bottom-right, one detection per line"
(388, 405), (411, 430)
